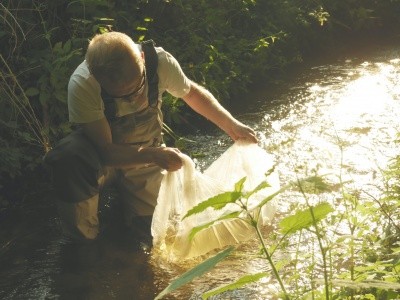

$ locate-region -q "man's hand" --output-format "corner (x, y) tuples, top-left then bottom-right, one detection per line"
(225, 120), (258, 143)
(145, 147), (183, 171)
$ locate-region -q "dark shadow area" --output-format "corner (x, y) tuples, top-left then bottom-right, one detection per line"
(0, 190), (158, 300)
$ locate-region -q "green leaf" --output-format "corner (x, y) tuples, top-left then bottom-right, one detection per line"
(39, 90), (50, 105)
(98, 18), (114, 21)
(254, 184), (291, 210)
(244, 181), (271, 199)
(279, 202), (334, 235)
(183, 191), (241, 219)
(191, 152), (206, 158)
(189, 211), (241, 241)
(53, 41), (62, 52)
(175, 138), (187, 150)
(25, 87), (39, 97)
(55, 91), (67, 103)
(296, 176), (332, 194)
(154, 246), (234, 300)
(202, 272), (268, 299)
(235, 177), (247, 192)
(63, 39), (72, 53)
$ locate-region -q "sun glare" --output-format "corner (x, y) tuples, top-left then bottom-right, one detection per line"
(329, 67), (394, 130)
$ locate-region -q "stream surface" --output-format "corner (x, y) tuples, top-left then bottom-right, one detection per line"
(1, 41), (400, 300)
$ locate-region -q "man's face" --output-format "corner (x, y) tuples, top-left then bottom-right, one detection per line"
(100, 51), (146, 102)
(104, 68), (146, 102)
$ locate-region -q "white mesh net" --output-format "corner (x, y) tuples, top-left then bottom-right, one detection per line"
(151, 141), (280, 261)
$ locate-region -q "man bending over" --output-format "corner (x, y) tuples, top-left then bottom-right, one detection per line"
(46, 31), (257, 241)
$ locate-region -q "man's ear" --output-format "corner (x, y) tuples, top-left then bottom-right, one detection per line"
(141, 51), (145, 59)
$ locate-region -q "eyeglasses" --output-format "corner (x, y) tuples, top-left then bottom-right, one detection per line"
(106, 69), (146, 101)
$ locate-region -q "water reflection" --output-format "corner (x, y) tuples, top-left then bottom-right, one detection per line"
(258, 53), (400, 189)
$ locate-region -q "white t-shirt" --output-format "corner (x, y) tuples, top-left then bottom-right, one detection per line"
(68, 46), (191, 123)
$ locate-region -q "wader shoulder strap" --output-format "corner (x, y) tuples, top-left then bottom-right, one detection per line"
(102, 90), (116, 122)
(141, 39), (159, 108)
(102, 39), (159, 121)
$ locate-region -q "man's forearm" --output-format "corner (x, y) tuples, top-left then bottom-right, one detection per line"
(182, 81), (258, 143)
(182, 81), (236, 133)
(81, 117), (182, 170)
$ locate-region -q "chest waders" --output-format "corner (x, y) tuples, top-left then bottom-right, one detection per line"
(45, 40), (164, 240)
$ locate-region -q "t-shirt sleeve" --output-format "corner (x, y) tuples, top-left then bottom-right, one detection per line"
(157, 48), (191, 98)
(68, 75), (105, 124)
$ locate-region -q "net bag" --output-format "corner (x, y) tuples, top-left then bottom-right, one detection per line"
(151, 141), (280, 261)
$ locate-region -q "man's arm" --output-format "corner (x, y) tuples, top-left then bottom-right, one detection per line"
(182, 81), (258, 143)
(81, 117), (182, 171)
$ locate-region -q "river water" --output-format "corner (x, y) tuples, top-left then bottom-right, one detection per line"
(0, 42), (399, 299)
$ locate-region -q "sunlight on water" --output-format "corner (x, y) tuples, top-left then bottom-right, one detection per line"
(153, 47), (400, 299)
(262, 58), (400, 195)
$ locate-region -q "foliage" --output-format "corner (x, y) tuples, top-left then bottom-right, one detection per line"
(156, 169), (400, 299)
(0, 1), (86, 206)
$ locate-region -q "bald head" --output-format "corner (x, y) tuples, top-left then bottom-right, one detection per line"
(86, 32), (143, 88)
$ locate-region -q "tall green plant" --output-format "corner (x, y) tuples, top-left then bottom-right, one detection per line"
(155, 175), (336, 299)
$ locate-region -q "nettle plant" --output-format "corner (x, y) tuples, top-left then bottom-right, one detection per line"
(155, 173), (400, 300)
